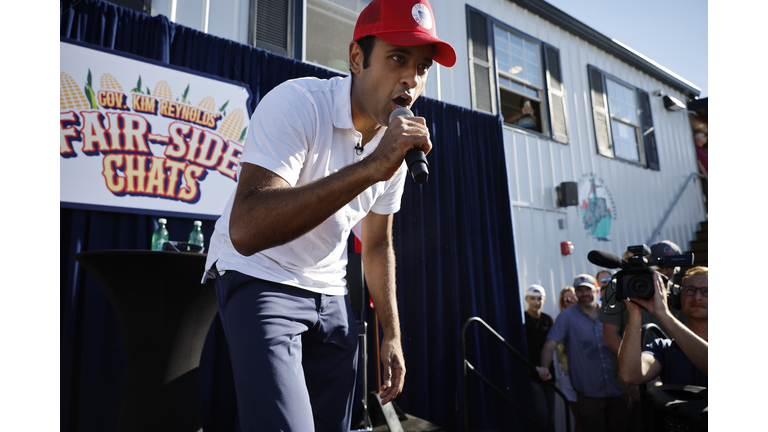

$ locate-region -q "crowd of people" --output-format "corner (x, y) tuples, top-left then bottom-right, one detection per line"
(524, 240), (708, 432)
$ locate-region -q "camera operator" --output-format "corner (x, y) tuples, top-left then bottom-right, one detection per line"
(618, 267), (708, 387)
(601, 241), (687, 358)
(594, 241), (691, 431)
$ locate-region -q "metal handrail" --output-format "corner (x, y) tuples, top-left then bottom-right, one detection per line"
(460, 317), (571, 432)
(647, 172), (706, 245)
(641, 323), (669, 346)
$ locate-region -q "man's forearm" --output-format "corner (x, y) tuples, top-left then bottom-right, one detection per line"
(362, 235), (400, 341)
(539, 340), (555, 370)
(230, 161), (381, 256)
(618, 312), (645, 384)
(361, 212), (405, 402)
(656, 312), (708, 375)
(603, 322), (623, 355)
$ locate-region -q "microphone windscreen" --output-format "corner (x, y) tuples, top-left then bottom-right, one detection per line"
(389, 107), (414, 124)
(588, 250), (623, 269)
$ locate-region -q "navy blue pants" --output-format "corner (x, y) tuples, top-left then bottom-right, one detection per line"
(214, 270), (359, 432)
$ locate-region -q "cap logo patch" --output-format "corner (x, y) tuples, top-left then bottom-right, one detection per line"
(663, 246), (675, 255)
(412, 4), (433, 29)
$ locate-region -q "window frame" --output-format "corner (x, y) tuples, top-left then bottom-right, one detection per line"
(590, 67), (650, 168)
(466, 5), (568, 144)
(248, 0), (303, 60)
(493, 24), (548, 135)
(605, 76), (644, 164)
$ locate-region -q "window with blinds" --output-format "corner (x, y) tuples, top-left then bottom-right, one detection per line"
(305, 0), (372, 73)
(250, 0), (294, 57)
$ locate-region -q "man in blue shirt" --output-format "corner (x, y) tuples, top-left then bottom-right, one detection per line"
(538, 274), (630, 432)
(618, 267), (708, 387)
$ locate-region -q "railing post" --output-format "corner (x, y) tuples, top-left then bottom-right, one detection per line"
(460, 317), (570, 432)
(648, 172), (706, 245)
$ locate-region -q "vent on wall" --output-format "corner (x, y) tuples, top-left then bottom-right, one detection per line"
(251, 0), (292, 57)
(107, 0), (151, 13)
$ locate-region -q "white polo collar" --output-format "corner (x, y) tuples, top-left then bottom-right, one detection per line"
(332, 74), (355, 130)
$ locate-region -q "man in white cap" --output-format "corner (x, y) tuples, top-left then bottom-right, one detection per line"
(538, 274), (630, 432)
(201, 0), (456, 430)
(523, 284), (556, 432)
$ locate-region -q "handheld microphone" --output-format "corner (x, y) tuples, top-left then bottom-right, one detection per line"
(389, 107), (429, 184)
(587, 250), (623, 269)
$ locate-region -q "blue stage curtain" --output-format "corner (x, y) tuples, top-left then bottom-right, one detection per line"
(396, 99), (532, 430)
(60, 1), (531, 431)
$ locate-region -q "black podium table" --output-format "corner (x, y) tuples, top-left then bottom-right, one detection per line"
(75, 250), (218, 432)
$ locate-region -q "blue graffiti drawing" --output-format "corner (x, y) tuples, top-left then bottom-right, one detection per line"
(580, 178), (612, 241)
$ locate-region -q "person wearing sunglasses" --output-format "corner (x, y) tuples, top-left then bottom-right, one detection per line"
(618, 266), (708, 387)
(595, 270), (612, 305)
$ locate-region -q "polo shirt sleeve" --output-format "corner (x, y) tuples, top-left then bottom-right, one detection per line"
(369, 161), (407, 215)
(643, 337), (671, 370)
(240, 82), (317, 187)
(547, 312), (568, 344)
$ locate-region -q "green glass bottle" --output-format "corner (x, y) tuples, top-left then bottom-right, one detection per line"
(151, 218), (169, 251)
(188, 220), (204, 247)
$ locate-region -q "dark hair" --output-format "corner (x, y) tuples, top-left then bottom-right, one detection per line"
(352, 36), (377, 73)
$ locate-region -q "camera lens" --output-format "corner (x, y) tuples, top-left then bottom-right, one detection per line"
(622, 274), (653, 299)
(630, 279), (648, 295)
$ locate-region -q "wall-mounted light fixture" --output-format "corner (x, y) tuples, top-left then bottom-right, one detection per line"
(662, 95), (686, 111)
(556, 181), (578, 207)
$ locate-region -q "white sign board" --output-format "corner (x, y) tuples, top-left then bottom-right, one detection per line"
(60, 40), (252, 218)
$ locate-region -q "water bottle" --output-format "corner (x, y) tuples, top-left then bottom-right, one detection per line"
(151, 218), (169, 251)
(188, 220), (204, 248)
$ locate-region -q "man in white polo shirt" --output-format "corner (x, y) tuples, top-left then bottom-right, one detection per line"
(202, 0), (456, 430)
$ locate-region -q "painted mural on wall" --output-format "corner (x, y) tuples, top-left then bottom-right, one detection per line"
(578, 173), (617, 241)
(60, 40), (252, 217)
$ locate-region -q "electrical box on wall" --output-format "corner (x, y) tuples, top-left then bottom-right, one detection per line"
(560, 241), (574, 255)
(556, 182), (578, 207)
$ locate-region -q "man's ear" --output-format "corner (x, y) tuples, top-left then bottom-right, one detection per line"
(349, 40), (363, 74)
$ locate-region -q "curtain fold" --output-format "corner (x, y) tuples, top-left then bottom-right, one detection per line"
(60, 1), (529, 430)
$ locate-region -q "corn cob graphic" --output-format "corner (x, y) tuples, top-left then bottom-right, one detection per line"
(197, 96), (216, 112)
(60, 71), (91, 110)
(84, 69), (98, 109)
(100, 73), (124, 92)
(153, 80), (173, 100)
(218, 108), (245, 141)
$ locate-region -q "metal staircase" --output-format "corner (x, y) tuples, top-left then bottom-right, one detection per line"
(688, 220), (708, 268)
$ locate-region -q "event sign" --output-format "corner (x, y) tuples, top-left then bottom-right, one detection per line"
(60, 40), (252, 217)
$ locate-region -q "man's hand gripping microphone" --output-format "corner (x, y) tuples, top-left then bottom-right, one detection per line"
(389, 107), (429, 184)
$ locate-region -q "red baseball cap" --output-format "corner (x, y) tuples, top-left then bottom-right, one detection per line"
(353, 0), (457, 67)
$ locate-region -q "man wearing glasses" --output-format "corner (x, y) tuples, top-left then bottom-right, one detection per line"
(596, 269), (612, 304)
(617, 267), (708, 387)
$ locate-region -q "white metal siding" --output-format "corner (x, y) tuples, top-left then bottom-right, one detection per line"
(445, 1), (706, 320)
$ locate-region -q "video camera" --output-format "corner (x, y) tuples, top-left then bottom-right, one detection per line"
(588, 244), (694, 300)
